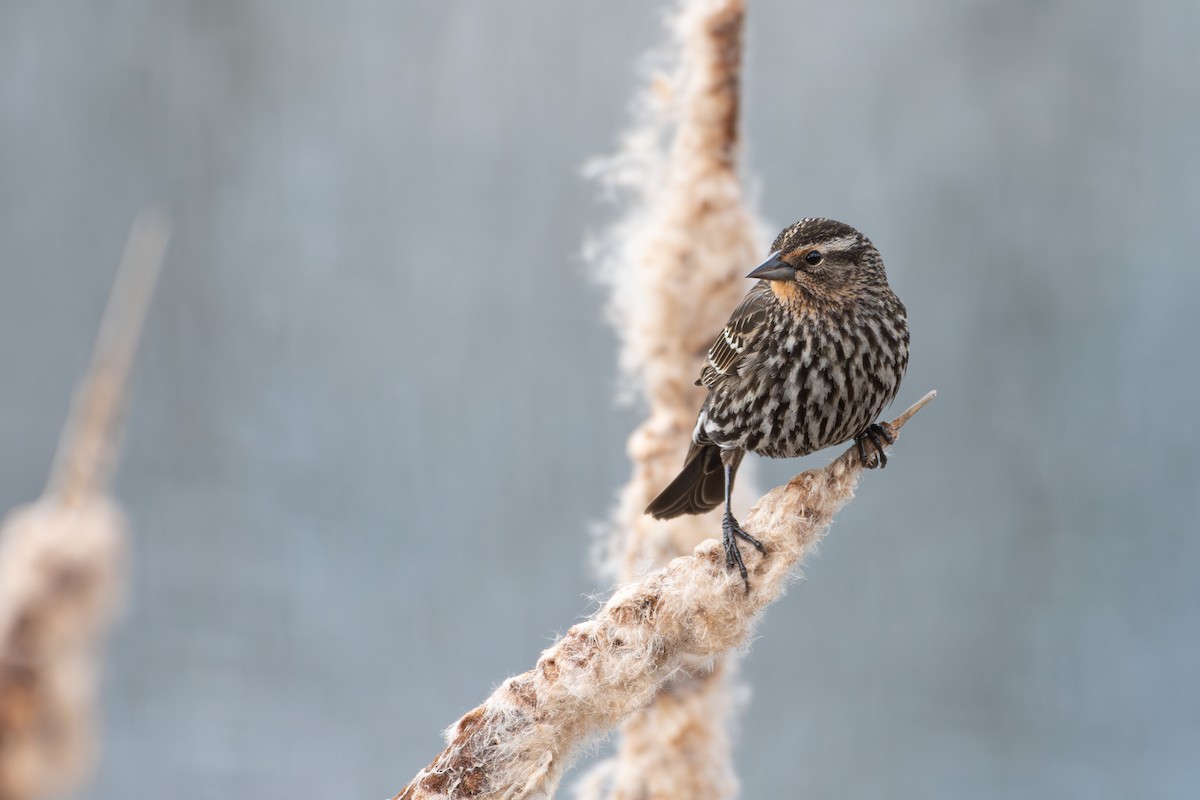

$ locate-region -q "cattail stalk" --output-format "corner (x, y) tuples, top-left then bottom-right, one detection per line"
(0, 214), (169, 800)
(393, 394), (935, 800)
(586, 0), (763, 796)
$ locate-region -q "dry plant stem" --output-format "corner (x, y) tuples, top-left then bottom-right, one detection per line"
(590, 1), (763, 797)
(48, 212), (171, 505)
(0, 213), (169, 800)
(394, 393), (936, 800)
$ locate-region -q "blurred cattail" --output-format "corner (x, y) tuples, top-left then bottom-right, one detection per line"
(394, 395), (935, 800)
(0, 214), (168, 800)
(584, 0), (764, 796)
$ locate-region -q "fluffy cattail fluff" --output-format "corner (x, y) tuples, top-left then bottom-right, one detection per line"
(0, 214), (168, 800)
(584, 0), (764, 796)
(0, 498), (126, 800)
(392, 394), (935, 800)
(590, 0), (766, 574)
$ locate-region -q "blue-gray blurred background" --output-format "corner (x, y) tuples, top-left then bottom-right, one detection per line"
(2, 2), (1198, 798)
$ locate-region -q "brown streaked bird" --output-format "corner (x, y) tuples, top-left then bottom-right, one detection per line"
(646, 218), (909, 590)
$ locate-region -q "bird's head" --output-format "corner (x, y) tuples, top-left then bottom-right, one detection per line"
(747, 218), (887, 306)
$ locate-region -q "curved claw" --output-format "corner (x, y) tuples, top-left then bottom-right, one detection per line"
(855, 422), (895, 469)
(868, 428), (887, 468)
(722, 512), (766, 594)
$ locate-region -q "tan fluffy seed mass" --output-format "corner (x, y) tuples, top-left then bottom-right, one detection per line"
(592, 0), (766, 577)
(0, 498), (126, 800)
(393, 395), (935, 800)
(584, 0), (766, 796)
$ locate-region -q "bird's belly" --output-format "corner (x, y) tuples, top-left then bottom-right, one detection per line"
(704, 345), (895, 459)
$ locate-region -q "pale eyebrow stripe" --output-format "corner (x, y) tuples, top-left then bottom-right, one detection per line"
(815, 234), (860, 253)
(786, 234), (860, 259)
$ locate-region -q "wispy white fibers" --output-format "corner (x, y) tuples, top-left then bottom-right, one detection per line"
(585, 1), (765, 797)
(393, 395), (936, 800)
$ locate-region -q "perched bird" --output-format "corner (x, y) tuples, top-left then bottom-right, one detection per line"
(646, 218), (909, 590)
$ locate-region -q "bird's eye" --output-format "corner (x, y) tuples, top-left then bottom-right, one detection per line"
(805, 250), (824, 266)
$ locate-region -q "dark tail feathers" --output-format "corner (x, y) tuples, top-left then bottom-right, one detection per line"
(645, 443), (741, 520)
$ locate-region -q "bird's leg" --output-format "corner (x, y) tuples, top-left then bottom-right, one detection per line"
(721, 462), (766, 593)
(855, 421), (896, 469)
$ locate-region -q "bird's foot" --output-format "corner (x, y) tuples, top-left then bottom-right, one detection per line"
(722, 512), (767, 594)
(855, 422), (896, 469)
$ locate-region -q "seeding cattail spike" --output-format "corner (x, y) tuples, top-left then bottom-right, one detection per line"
(392, 393), (935, 800)
(0, 212), (168, 800)
(584, 0), (764, 796)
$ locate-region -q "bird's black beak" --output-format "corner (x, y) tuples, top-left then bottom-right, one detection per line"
(746, 252), (796, 282)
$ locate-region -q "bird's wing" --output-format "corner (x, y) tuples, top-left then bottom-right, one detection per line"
(698, 282), (771, 388)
